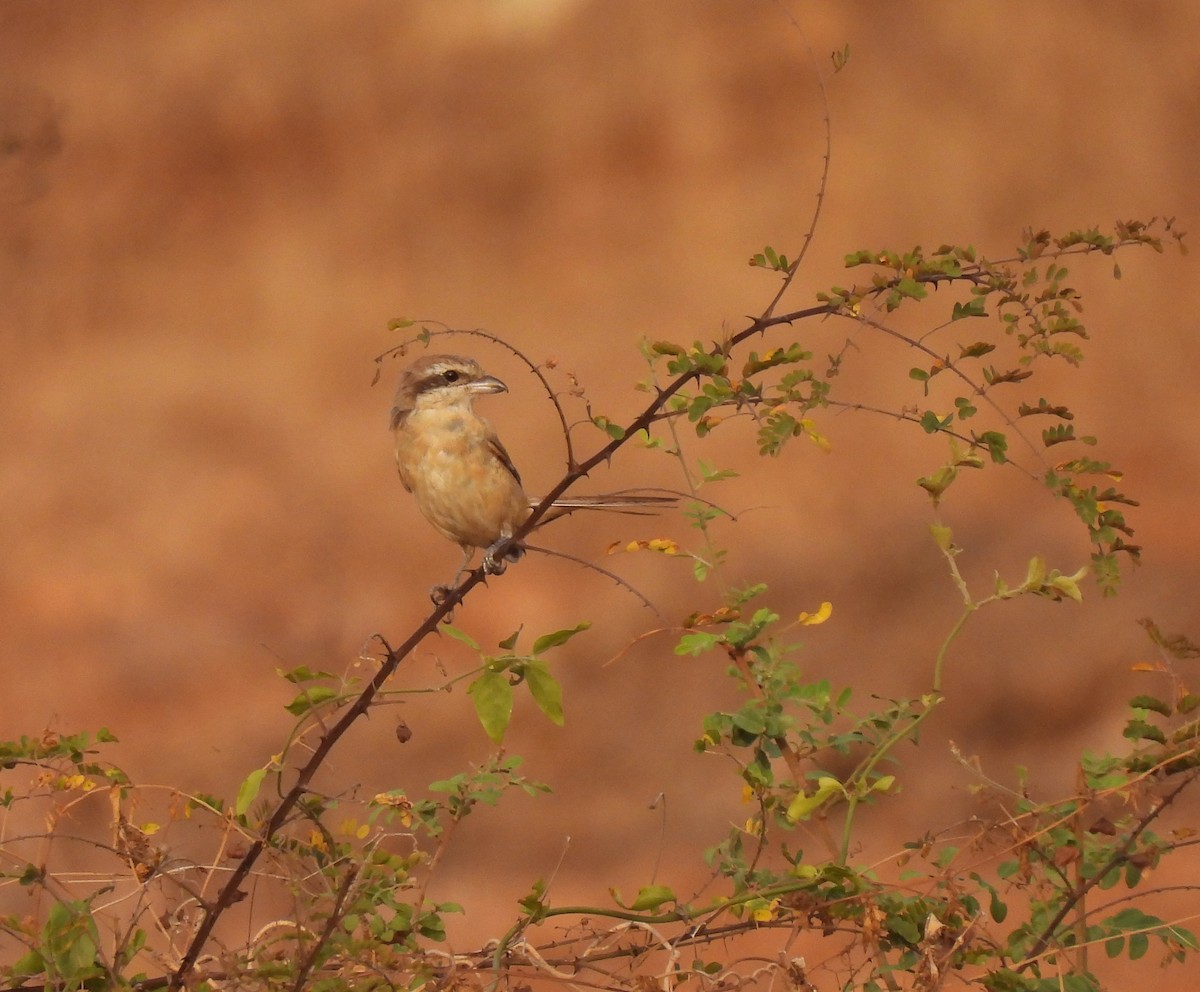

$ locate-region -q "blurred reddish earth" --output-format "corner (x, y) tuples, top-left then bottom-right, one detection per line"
(2, 2), (1198, 984)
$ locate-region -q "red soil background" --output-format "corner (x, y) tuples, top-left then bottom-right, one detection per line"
(2, 2), (1198, 985)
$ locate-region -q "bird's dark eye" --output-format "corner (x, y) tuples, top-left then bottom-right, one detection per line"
(442, 369), (460, 383)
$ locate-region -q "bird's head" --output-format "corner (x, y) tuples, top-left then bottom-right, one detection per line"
(390, 354), (507, 428)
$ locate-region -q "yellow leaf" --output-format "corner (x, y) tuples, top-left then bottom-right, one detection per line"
(372, 790), (411, 807)
(798, 601), (833, 626)
(621, 538), (679, 556)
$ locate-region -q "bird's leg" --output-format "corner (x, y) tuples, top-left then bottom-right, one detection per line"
(430, 546), (476, 607)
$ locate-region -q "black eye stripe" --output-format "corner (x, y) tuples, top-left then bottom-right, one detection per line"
(415, 367), (467, 393)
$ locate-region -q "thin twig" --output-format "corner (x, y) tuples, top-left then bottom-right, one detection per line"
(290, 866), (359, 992)
(761, 1), (833, 321)
(522, 543), (668, 621)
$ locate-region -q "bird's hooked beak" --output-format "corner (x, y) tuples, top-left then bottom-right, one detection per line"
(469, 374), (508, 395)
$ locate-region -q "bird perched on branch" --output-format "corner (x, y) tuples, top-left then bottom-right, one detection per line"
(390, 353), (673, 595)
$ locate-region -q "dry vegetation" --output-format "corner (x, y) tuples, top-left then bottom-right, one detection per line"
(2, 3), (1198, 988)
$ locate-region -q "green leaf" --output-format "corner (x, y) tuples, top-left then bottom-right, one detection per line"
(1045, 565), (1088, 603)
(469, 670), (514, 744)
(649, 340), (686, 357)
(417, 911), (447, 940)
(279, 665), (336, 683)
(918, 465), (957, 501)
(887, 914), (921, 944)
(870, 774), (895, 794)
(959, 341), (996, 359)
(929, 523), (953, 552)
(284, 685), (338, 716)
(785, 776), (845, 822)
(58, 931), (98, 980)
(1123, 719), (1166, 744)
(10, 948), (45, 978)
(976, 430), (1009, 464)
(896, 276), (928, 301)
(1021, 555), (1047, 590)
(675, 631), (721, 656)
(441, 623), (480, 651)
(919, 410), (952, 433)
(519, 879), (549, 920)
(1042, 423), (1077, 447)
(698, 459), (738, 482)
(951, 298), (987, 320)
(592, 415), (626, 440)
(532, 622), (591, 655)
(524, 659), (564, 726)
(1128, 694), (1171, 716)
(236, 767), (269, 816)
(612, 884), (676, 911)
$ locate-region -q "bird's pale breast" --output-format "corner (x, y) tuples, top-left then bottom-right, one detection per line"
(395, 407), (528, 549)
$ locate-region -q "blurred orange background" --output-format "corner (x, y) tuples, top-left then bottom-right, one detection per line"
(2, 1), (1197, 982)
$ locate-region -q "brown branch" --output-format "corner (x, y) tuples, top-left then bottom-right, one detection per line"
(169, 572), (484, 989)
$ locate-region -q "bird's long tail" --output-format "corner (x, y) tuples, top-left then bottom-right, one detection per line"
(531, 488), (678, 524)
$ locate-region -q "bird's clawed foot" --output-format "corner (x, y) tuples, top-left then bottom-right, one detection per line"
(481, 552), (508, 576)
(482, 538), (523, 576)
(429, 584), (457, 621)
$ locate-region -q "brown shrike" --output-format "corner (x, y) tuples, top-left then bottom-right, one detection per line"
(391, 353), (671, 593)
